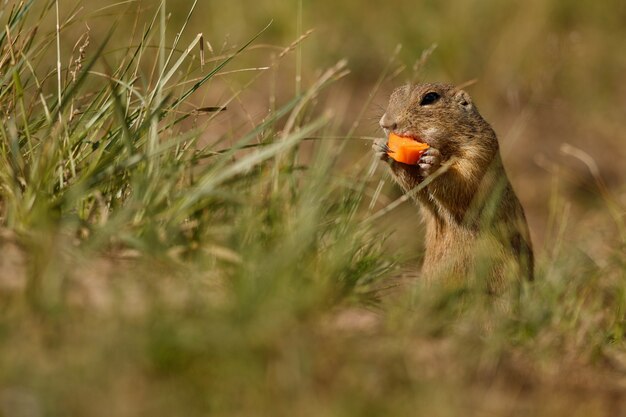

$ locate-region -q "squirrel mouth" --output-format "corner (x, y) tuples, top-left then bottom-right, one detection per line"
(393, 132), (425, 144)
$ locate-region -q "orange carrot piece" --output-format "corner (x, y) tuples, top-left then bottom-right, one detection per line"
(386, 132), (429, 165)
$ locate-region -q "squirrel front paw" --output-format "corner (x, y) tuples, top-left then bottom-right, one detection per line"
(418, 147), (442, 178)
(372, 137), (391, 162)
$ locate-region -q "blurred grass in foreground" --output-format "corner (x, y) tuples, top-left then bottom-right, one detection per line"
(1, 1), (625, 416)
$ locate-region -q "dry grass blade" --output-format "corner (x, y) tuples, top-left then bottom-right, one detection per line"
(364, 156), (458, 224)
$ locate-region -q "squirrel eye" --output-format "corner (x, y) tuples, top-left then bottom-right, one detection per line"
(420, 92), (440, 106)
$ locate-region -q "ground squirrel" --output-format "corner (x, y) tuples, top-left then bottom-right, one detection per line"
(373, 83), (533, 292)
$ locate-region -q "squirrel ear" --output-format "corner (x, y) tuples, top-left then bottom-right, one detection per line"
(455, 90), (473, 110)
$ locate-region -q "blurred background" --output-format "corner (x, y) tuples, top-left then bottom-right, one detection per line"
(2, 1), (625, 415)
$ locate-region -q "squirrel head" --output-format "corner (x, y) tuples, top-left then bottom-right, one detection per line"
(379, 83), (498, 158)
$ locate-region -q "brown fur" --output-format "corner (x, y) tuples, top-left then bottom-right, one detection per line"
(374, 83), (533, 292)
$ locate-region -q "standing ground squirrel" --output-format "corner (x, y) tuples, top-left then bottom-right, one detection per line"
(373, 83), (533, 292)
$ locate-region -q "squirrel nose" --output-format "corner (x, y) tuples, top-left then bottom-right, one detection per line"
(379, 114), (397, 131)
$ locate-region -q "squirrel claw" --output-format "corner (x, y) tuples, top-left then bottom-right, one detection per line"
(418, 147), (442, 177)
(372, 138), (391, 162)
